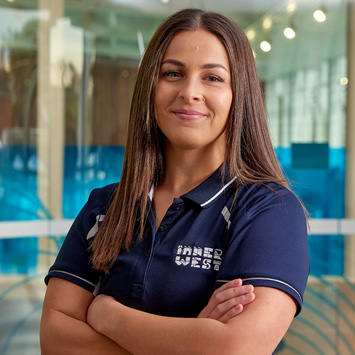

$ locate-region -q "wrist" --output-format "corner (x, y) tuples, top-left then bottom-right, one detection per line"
(101, 298), (127, 340)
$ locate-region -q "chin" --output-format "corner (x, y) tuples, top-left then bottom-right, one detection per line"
(172, 141), (203, 150)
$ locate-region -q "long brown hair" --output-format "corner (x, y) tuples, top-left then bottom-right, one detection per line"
(91, 8), (288, 272)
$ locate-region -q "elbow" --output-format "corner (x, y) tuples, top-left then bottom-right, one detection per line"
(39, 336), (50, 355)
(39, 324), (50, 354)
(40, 313), (53, 354)
(40, 308), (64, 354)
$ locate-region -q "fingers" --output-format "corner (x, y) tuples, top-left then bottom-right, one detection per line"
(216, 279), (243, 292)
(218, 304), (243, 323)
(208, 290), (255, 320)
(198, 279), (242, 318)
(208, 280), (244, 310)
(198, 279), (255, 320)
(210, 281), (254, 310)
(212, 284), (254, 309)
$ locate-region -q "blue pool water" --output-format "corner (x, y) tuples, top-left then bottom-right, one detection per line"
(0, 145), (346, 275)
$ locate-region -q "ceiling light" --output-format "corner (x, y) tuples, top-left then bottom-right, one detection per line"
(284, 27), (296, 39)
(260, 40), (271, 52)
(287, 3), (297, 13)
(340, 77), (348, 85)
(7, 0), (15, 2)
(263, 17), (273, 30)
(161, 0), (169, 3)
(246, 29), (256, 41)
(313, 9), (326, 22)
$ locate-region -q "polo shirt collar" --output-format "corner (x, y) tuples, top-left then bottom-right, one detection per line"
(181, 166), (236, 208)
(148, 165), (237, 208)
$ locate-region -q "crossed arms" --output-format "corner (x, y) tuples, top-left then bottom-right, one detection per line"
(40, 277), (296, 355)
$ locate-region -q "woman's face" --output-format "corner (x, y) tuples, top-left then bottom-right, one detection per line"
(154, 29), (233, 154)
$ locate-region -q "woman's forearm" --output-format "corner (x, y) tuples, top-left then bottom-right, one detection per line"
(88, 287), (297, 355)
(110, 306), (233, 355)
(40, 307), (132, 355)
(88, 296), (236, 355)
(85, 279), (254, 354)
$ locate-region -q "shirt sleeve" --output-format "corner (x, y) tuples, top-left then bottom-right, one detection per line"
(215, 184), (310, 316)
(44, 186), (113, 293)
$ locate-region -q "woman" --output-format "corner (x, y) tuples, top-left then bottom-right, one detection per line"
(40, 8), (309, 355)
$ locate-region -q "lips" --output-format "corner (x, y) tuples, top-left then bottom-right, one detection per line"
(173, 109), (207, 121)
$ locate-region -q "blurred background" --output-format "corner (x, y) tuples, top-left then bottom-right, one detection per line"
(0, 0), (354, 353)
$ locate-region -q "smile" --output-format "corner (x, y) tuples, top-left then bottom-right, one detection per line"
(173, 109), (207, 121)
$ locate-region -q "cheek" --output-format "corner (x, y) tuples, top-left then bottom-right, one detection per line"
(217, 95), (232, 119)
(225, 94), (233, 115)
(156, 83), (178, 103)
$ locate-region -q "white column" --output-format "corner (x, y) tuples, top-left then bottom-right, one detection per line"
(37, 0), (65, 271)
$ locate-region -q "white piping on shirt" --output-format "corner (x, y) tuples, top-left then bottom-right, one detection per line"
(86, 214), (105, 240)
(221, 206), (231, 230)
(200, 177), (237, 207)
(216, 277), (302, 303)
(49, 270), (96, 288)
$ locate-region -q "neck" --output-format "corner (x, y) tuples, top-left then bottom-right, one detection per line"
(159, 144), (225, 197)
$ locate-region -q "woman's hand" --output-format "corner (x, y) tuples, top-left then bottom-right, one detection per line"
(198, 279), (255, 323)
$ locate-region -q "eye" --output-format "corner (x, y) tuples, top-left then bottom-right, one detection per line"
(162, 70), (181, 78)
(206, 75), (223, 82)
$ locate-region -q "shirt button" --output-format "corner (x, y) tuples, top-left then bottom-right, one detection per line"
(145, 250), (150, 257)
(159, 224), (167, 232)
(176, 204), (182, 210)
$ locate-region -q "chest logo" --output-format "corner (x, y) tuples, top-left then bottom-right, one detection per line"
(175, 245), (223, 271)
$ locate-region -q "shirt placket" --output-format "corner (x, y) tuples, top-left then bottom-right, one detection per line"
(142, 198), (185, 287)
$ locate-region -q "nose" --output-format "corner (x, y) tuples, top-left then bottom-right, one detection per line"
(178, 77), (204, 103)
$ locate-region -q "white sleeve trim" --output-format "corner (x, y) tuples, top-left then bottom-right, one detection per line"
(49, 270), (96, 288)
(216, 277), (302, 303)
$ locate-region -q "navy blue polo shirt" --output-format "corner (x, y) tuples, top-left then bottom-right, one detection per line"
(45, 167), (309, 317)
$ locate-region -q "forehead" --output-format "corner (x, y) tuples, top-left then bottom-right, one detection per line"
(162, 29), (229, 66)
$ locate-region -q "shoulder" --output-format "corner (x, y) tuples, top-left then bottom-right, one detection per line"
(86, 183), (119, 213)
(76, 183), (118, 237)
(229, 181), (307, 239)
(235, 182), (305, 220)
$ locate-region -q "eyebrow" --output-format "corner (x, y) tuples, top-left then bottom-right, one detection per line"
(161, 59), (229, 73)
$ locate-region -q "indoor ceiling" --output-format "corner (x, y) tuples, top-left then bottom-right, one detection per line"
(0, 0), (348, 79)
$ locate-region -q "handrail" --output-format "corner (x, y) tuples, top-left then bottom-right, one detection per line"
(0, 218), (355, 238)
